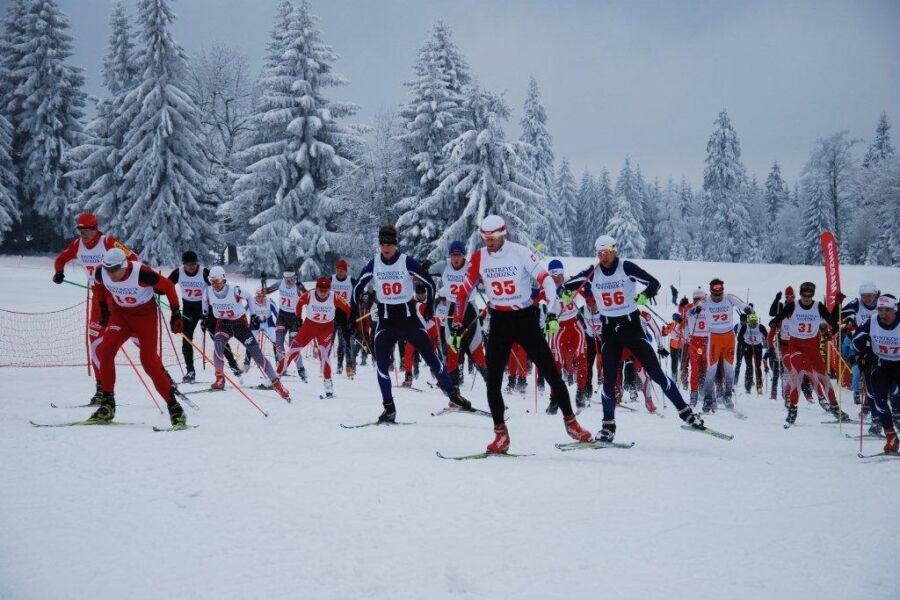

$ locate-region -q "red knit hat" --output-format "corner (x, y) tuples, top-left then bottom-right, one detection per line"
(785, 286), (795, 298)
(336, 259), (348, 271)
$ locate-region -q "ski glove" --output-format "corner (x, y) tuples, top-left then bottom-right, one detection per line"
(544, 314), (560, 336)
(560, 289), (575, 303)
(691, 306), (702, 315)
(250, 314), (261, 329)
(449, 323), (464, 352)
(635, 293), (649, 306)
(52, 271), (65, 284)
(170, 309), (184, 334)
(657, 347), (670, 358)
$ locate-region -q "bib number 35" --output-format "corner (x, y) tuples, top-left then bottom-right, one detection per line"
(490, 280), (517, 296)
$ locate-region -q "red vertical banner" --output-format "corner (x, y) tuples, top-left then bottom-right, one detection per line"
(819, 231), (841, 311)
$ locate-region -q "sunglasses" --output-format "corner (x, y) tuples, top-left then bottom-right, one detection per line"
(597, 245), (615, 253)
(76, 226), (97, 232)
(103, 263), (123, 273)
(480, 232), (505, 241)
(710, 287), (724, 293)
(800, 293), (814, 298)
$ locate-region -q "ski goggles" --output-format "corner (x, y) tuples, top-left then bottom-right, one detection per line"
(709, 285), (724, 294)
(282, 271), (296, 279)
(479, 228), (507, 241)
(548, 268), (565, 277)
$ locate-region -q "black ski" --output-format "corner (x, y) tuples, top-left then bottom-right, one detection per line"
(845, 432), (885, 440)
(857, 451), (900, 460)
(181, 388), (225, 396)
(681, 424), (734, 440)
(821, 418), (859, 425)
(435, 450), (534, 460)
(339, 420), (416, 429)
(555, 440), (635, 451)
(172, 389), (200, 411)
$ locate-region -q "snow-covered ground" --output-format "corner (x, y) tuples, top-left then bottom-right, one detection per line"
(0, 255), (897, 600)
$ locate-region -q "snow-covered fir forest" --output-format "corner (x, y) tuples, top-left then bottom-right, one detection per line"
(0, 0), (897, 272)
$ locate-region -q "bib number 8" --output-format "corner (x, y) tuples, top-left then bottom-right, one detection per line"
(490, 280), (516, 296)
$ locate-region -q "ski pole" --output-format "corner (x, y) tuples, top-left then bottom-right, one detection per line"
(180, 333), (268, 417)
(121, 346), (164, 414)
(84, 283), (91, 377)
(158, 301), (185, 378)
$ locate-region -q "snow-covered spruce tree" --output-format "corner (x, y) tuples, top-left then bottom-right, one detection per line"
(7, 0), (85, 244)
(551, 157), (576, 255)
(573, 169), (594, 255)
(113, 0), (216, 264)
(0, 114), (19, 244)
(594, 167), (612, 238)
(68, 1), (137, 230)
(702, 109), (751, 262)
(0, 0), (28, 119)
(800, 179), (833, 264)
(632, 164), (657, 257)
(742, 176), (766, 263)
(799, 130), (860, 252)
(654, 177), (685, 260)
(233, 1), (362, 278)
(763, 161), (787, 225)
(422, 86), (547, 259)
(393, 21), (472, 258)
(862, 112), (894, 169)
(863, 156), (900, 265)
(606, 157), (646, 257)
(518, 76), (554, 250)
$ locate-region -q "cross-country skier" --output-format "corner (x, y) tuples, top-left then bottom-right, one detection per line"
(565, 235), (704, 442)
(842, 281), (881, 431)
(441, 241), (488, 386)
(53, 212), (138, 404)
(547, 259), (591, 410)
(331, 259), (357, 377)
(681, 287), (710, 407)
(87, 248), (187, 428)
(168, 251), (239, 382)
(737, 313), (767, 394)
(244, 288), (279, 373)
(450, 215), (593, 452)
(205, 267), (289, 401)
(401, 283), (443, 386)
(262, 266), (304, 366)
(278, 277), (351, 399)
(699, 279), (752, 411)
(352, 224), (472, 423)
(581, 303), (604, 399)
(852, 294), (899, 454)
(771, 281), (847, 425)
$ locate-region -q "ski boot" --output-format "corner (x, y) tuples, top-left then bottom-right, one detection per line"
(487, 424), (510, 454)
(868, 418), (883, 437)
(167, 395), (186, 429)
(323, 379), (334, 399)
(628, 386), (639, 403)
(446, 389), (473, 412)
(829, 405), (852, 422)
(817, 395), (831, 412)
(884, 428), (899, 453)
(689, 390), (699, 408)
(756, 383), (763, 395)
(182, 370), (196, 384)
(87, 392), (116, 423)
(378, 401), (396, 424)
(645, 397), (657, 414)
(565, 415), (593, 442)
(596, 420), (616, 443)
(545, 396), (559, 415)
(345, 365), (356, 379)
(575, 388), (587, 409)
(853, 391), (861, 405)
(401, 371), (414, 387)
(723, 394), (734, 410)
(231, 366), (243, 378)
(457, 369), (465, 386)
(505, 375), (516, 393)
(515, 376), (527, 394)
(786, 405), (798, 425)
(679, 406), (704, 429)
(413, 363), (420, 380)
(211, 373), (226, 390)
(87, 381), (104, 406)
(702, 395), (714, 413)
(537, 378), (546, 393)
(336, 365), (343, 375)
(297, 367), (308, 383)
(273, 379), (291, 402)
(566, 371), (574, 386)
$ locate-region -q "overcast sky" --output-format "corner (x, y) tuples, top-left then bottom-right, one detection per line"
(9, 0), (900, 188)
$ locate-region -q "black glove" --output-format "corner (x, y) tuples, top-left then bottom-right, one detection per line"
(250, 314), (261, 329)
(774, 291), (782, 302)
(657, 347), (670, 358)
(691, 306), (701, 315)
(52, 271), (65, 284)
(857, 353), (873, 372)
(360, 292), (370, 305)
(170, 309), (184, 334)
(835, 291), (846, 304)
(200, 314), (210, 333)
(743, 306), (753, 315)
(763, 348), (772, 361)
